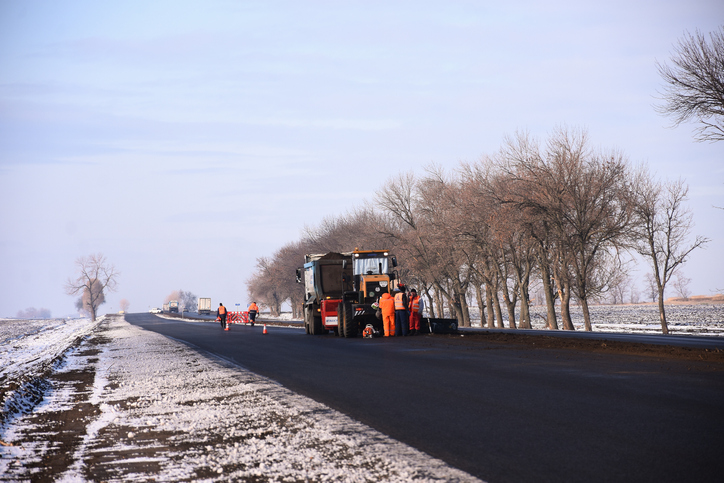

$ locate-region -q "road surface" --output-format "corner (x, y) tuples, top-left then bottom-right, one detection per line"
(126, 313), (724, 483)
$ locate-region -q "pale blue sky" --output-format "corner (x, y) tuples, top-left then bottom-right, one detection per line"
(1, 0), (722, 317)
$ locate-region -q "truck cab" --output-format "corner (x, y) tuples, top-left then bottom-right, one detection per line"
(345, 250), (395, 304)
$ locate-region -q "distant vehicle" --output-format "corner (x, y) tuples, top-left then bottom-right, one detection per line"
(118, 310), (125, 315)
(162, 303), (169, 312)
(169, 300), (179, 313)
(198, 298), (212, 315)
(149, 307), (162, 314)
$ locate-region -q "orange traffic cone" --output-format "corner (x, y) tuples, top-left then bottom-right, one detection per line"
(263, 324), (267, 335)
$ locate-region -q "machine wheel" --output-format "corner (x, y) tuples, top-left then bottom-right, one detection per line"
(337, 304), (346, 337)
(311, 315), (323, 335)
(341, 302), (357, 338)
(304, 306), (312, 334)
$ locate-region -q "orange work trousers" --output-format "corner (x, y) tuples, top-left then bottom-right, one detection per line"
(409, 311), (421, 331)
(383, 313), (395, 337)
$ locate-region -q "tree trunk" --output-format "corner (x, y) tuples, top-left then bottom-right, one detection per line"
(475, 284), (486, 328)
(540, 263), (559, 330)
(580, 297), (592, 332)
(436, 289), (446, 318)
(558, 278), (574, 330)
(449, 294), (463, 323)
(519, 281), (531, 329)
(657, 286), (669, 334)
(459, 292), (471, 327)
(423, 286), (436, 318)
(492, 288), (504, 329)
(505, 296), (517, 329)
(485, 281), (495, 328)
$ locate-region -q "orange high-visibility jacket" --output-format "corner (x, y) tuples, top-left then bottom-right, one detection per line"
(248, 303), (259, 312)
(394, 291), (407, 310)
(379, 293), (395, 317)
(410, 294), (420, 313)
(218, 305), (227, 315)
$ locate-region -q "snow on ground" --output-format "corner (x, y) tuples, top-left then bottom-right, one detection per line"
(0, 317), (100, 429)
(466, 303), (724, 335)
(0, 316), (481, 482)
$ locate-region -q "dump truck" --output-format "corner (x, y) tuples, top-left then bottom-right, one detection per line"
(168, 300), (179, 313)
(198, 297), (212, 315)
(297, 249), (398, 337)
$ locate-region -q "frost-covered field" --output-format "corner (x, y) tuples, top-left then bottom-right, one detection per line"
(0, 316), (481, 482)
(468, 303), (724, 336)
(0, 317), (101, 428)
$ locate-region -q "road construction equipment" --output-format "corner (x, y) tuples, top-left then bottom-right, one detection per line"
(296, 249), (398, 337)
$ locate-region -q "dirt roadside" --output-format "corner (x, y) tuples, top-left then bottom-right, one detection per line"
(2, 316), (482, 482)
(446, 330), (724, 365)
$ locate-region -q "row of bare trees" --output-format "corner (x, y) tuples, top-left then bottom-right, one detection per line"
(248, 128), (708, 334)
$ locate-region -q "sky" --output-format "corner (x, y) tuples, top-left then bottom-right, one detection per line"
(1, 0), (723, 318)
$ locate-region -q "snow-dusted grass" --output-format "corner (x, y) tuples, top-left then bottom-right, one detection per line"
(0, 317), (100, 429)
(465, 303), (724, 336)
(0, 316), (481, 482)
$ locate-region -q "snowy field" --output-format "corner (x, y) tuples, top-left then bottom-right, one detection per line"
(0, 315), (481, 482)
(467, 303), (724, 336)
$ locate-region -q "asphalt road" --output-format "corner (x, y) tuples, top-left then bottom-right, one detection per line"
(125, 313), (724, 483)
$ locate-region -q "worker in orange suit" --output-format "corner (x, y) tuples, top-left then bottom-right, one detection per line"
(378, 292), (396, 337)
(408, 288), (423, 335)
(217, 303), (228, 330)
(248, 301), (259, 326)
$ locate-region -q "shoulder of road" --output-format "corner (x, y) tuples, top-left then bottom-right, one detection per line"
(154, 312), (724, 362)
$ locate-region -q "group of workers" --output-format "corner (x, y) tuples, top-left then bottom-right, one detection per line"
(216, 288), (424, 338)
(378, 284), (424, 337)
(216, 301), (259, 330)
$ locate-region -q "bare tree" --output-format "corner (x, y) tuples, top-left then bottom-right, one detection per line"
(608, 272), (632, 305)
(119, 299), (130, 312)
(629, 284), (641, 304)
(656, 27), (724, 142)
(644, 272), (658, 303)
(632, 170), (709, 333)
(179, 291), (197, 312)
(65, 253), (119, 321)
(672, 272), (692, 301)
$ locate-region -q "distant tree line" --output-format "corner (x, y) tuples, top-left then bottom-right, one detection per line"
(165, 290), (198, 312)
(247, 128), (708, 334)
(16, 307), (52, 319)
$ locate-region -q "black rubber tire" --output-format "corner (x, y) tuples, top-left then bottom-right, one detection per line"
(304, 307), (312, 334)
(311, 316), (323, 335)
(342, 302), (357, 338)
(337, 304), (345, 337)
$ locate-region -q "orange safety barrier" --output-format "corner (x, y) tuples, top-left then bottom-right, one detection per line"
(227, 311), (249, 324)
